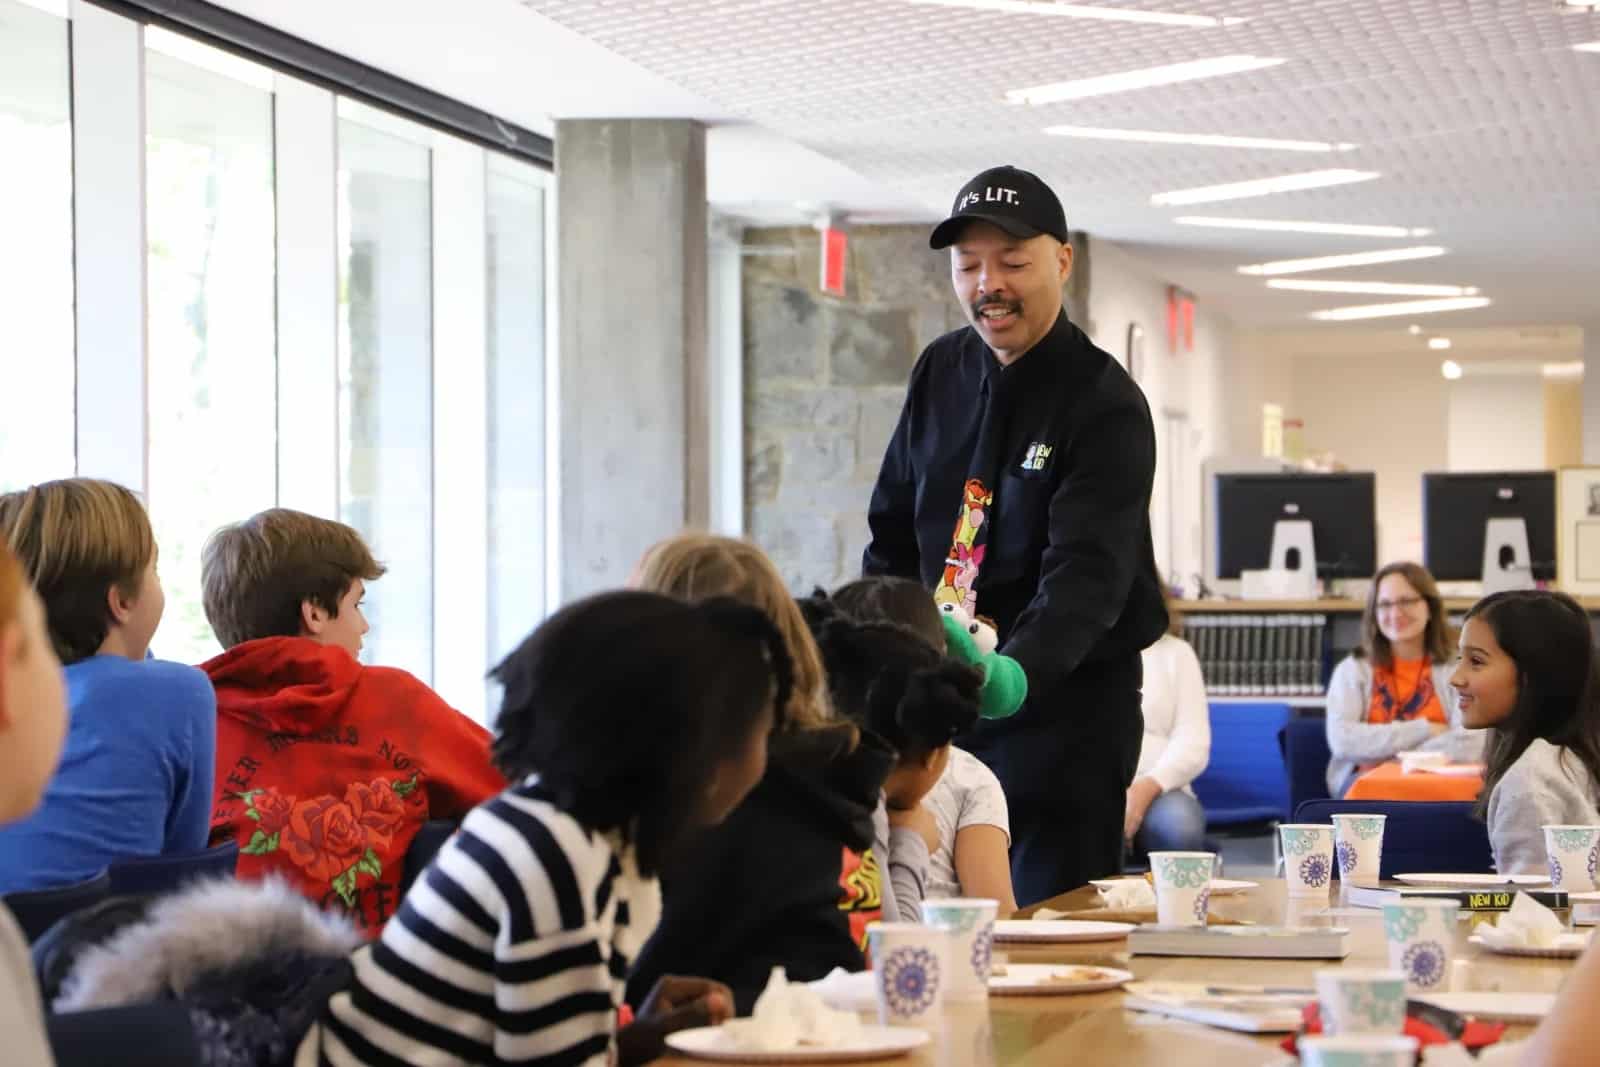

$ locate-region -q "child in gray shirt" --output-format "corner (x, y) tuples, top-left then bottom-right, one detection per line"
(1451, 591), (1600, 875)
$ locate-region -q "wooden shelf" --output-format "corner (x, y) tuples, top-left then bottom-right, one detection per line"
(1177, 596), (1600, 614)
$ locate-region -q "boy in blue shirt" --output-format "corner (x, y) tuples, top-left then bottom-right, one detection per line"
(0, 478), (215, 892)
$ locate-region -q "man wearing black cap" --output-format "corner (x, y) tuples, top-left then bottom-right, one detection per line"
(862, 165), (1169, 905)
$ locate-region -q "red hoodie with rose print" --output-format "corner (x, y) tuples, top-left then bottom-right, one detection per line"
(202, 636), (504, 936)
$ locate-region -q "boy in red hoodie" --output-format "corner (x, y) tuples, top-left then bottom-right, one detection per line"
(199, 508), (503, 935)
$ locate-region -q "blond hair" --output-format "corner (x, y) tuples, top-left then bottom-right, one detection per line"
(0, 479), (154, 664)
(634, 534), (840, 735)
(203, 508), (386, 649)
(0, 544), (21, 635)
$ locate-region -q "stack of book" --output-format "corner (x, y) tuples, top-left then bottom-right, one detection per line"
(1127, 924), (1349, 959)
(1186, 613), (1327, 696)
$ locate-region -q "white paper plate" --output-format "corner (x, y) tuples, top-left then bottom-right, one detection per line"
(992, 919), (1134, 943)
(1090, 877), (1259, 896)
(1394, 873), (1550, 887)
(988, 963), (1133, 995)
(1416, 992), (1556, 1022)
(664, 1025), (929, 1063)
(1468, 932), (1590, 958)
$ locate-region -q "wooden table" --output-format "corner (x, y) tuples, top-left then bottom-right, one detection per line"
(1344, 761), (1484, 802)
(652, 880), (1577, 1066)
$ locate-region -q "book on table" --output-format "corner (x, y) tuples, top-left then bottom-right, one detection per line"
(1123, 981), (1312, 1033)
(1343, 884), (1570, 912)
(1126, 924), (1349, 959)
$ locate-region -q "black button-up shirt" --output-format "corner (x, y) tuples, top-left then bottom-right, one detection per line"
(863, 310), (1167, 705)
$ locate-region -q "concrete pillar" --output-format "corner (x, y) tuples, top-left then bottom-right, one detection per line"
(556, 119), (708, 602)
(1584, 324), (1600, 465)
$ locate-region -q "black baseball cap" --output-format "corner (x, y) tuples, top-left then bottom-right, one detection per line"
(929, 165), (1069, 250)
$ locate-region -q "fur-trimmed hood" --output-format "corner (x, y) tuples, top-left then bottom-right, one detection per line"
(41, 878), (363, 1067)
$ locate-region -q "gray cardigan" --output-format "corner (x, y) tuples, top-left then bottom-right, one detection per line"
(1324, 654), (1484, 796)
(1488, 738), (1600, 875)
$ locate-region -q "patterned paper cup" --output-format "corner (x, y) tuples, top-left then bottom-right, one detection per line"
(1542, 825), (1600, 891)
(1381, 899), (1458, 993)
(1298, 1035), (1419, 1067)
(920, 898), (999, 1001)
(867, 922), (948, 1029)
(1280, 823), (1336, 897)
(1332, 814), (1387, 883)
(1315, 968), (1407, 1035)
(1149, 851), (1216, 927)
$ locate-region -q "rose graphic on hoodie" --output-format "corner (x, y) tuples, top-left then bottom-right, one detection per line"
(236, 774), (419, 907)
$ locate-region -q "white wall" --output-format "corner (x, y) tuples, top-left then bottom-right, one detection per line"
(1086, 237), (1232, 591)
(1447, 375), (1546, 473)
(1288, 353), (1449, 566)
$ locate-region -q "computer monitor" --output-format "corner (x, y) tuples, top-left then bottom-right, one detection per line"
(1214, 472), (1378, 580)
(1421, 470), (1556, 585)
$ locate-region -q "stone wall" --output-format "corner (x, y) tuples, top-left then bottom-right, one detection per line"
(742, 224), (1090, 592)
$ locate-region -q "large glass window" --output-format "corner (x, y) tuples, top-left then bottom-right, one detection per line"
(485, 157), (547, 704)
(338, 111), (433, 681)
(144, 36), (277, 663)
(0, 0), (74, 491)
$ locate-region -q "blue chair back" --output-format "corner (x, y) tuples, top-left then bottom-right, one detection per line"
(4, 870), (112, 943)
(1278, 715), (1332, 816)
(107, 840), (239, 898)
(1292, 799), (1494, 878)
(400, 819), (459, 898)
(1191, 701), (1292, 826)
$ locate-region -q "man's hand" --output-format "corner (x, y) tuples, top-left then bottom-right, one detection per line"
(1123, 776), (1164, 845)
(888, 802), (941, 855)
(616, 975), (735, 1066)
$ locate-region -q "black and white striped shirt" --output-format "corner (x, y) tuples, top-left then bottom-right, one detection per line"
(297, 781), (660, 1066)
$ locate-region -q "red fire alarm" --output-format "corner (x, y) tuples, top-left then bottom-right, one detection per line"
(1166, 285), (1196, 354)
(820, 227), (848, 297)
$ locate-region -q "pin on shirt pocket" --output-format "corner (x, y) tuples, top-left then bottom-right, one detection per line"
(1013, 441), (1055, 480)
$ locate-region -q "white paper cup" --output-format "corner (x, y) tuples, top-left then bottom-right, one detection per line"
(1298, 1034), (1419, 1067)
(1280, 824), (1336, 897)
(1315, 968), (1407, 1036)
(1381, 899), (1458, 992)
(867, 922), (948, 1029)
(1542, 824), (1600, 891)
(1149, 851), (1215, 926)
(920, 898), (999, 1001)
(1332, 814), (1387, 883)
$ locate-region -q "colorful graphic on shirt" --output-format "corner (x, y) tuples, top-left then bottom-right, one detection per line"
(232, 774), (421, 909)
(1367, 661), (1444, 725)
(838, 845), (883, 950)
(934, 478), (992, 616)
(1019, 442), (1053, 472)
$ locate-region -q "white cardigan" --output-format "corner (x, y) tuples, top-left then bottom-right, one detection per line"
(1323, 653), (1485, 796)
(1137, 634), (1211, 794)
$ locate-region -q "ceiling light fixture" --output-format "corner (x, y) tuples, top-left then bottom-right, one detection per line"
(1544, 361), (1585, 380)
(1151, 169), (1379, 205)
(1429, 337), (1453, 351)
(1441, 360), (1463, 381)
(1310, 296), (1492, 322)
(1576, 42), (1600, 53)
(1175, 216), (1426, 237)
(909, 0), (1248, 25)
(1043, 126), (1352, 152)
(1007, 55), (1283, 106)
(1266, 280), (1479, 297)
(1238, 246), (1448, 276)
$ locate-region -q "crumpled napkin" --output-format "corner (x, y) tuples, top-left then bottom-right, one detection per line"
(1088, 879), (1157, 910)
(1476, 891), (1565, 949)
(723, 967), (863, 1051)
(806, 967), (877, 1013)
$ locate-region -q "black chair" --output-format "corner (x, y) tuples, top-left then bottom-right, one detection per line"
(400, 819), (460, 898)
(47, 1002), (200, 1067)
(1292, 799), (1494, 878)
(107, 840), (239, 898)
(1278, 714), (1333, 817)
(4, 871), (112, 943)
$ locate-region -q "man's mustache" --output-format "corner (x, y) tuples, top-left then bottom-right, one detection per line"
(972, 296), (1021, 317)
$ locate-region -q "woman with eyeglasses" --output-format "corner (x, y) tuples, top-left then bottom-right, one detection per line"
(1324, 561), (1484, 797)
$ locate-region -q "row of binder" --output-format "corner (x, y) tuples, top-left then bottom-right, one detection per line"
(1185, 613), (1328, 696)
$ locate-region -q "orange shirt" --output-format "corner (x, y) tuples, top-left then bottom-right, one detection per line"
(1366, 657), (1446, 726)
